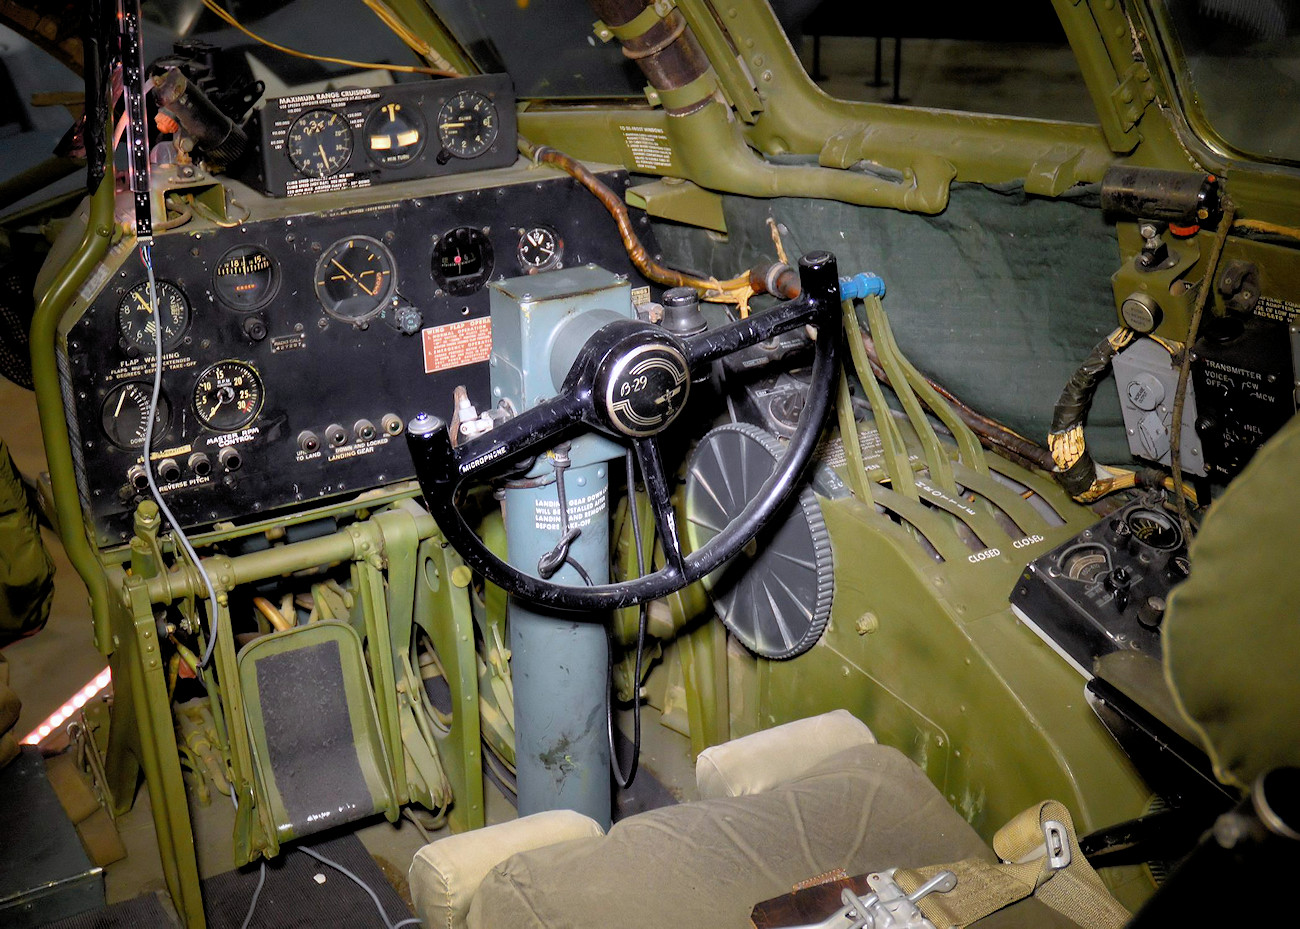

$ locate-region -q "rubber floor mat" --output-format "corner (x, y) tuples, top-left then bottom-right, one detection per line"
(46, 832), (414, 929)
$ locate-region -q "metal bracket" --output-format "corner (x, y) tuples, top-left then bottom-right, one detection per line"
(1109, 62), (1155, 133)
(795, 868), (957, 929)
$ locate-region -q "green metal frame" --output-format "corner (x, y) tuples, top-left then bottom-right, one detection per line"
(91, 498), (484, 925)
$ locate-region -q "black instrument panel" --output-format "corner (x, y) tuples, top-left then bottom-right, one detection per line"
(250, 74), (517, 197)
(61, 167), (658, 546)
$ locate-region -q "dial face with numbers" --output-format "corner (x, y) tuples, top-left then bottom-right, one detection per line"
(118, 280), (189, 351)
(516, 226), (563, 273)
(214, 245), (278, 310)
(287, 109), (354, 178)
(193, 361), (264, 432)
(436, 92), (498, 159)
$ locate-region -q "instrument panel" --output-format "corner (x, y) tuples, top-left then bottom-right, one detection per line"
(251, 74), (516, 197)
(60, 165), (658, 545)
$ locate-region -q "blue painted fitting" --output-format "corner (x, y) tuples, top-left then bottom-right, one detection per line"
(838, 273), (886, 300)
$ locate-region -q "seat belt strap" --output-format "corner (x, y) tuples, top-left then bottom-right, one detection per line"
(893, 800), (1130, 929)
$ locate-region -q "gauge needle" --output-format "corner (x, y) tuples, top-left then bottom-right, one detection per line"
(331, 258), (361, 286)
(133, 292), (152, 312)
(440, 122), (465, 129)
(114, 391), (127, 417)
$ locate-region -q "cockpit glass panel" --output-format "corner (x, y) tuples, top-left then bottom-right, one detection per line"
(1147, 0), (1300, 165)
(422, 0), (644, 98)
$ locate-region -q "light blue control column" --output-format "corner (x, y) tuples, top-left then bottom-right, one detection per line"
(486, 266), (635, 828)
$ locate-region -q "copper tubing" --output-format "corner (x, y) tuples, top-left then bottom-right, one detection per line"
(252, 596), (292, 632)
(519, 136), (749, 295)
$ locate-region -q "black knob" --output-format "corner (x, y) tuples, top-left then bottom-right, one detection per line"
(1137, 595), (1166, 629)
(158, 458), (181, 483)
(1105, 566), (1132, 612)
(188, 453), (212, 478)
(219, 447), (242, 472)
(660, 286), (706, 336)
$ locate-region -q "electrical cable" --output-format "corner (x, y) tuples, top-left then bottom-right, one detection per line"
(199, 0), (457, 77)
(1171, 199), (1237, 537)
(609, 449), (649, 789)
(238, 860), (266, 929)
(141, 244), (222, 669)
(298, 845), (422, 929)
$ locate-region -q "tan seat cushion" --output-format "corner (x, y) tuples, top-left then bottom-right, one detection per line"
(469, 743), (1004, 929)
(695, 709), (876, 799)
(410, 808), (604, 929)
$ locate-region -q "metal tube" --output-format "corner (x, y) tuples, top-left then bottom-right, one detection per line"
(143, 510), (438, 604)
(504, 462), (613, 828)
(30, 173), (116, 653)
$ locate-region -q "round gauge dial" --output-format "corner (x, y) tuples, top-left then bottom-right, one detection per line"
(118, 280), (190, 351)
(193, 361), (264, 432)
(315, 236), (397, 322)
(1059, 543), (1111, 583)
(431, 227), (494, 296)
(436, 92), (498, 159)
(517, 225), (563, 273)
(101, 382), (169, 450)
(365, 101), (425, 166)
(286, 109), (354, 179)
(1125, 507), (1182, 551)
(214, 245), (278, 310)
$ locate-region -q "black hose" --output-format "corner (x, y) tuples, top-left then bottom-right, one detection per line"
(1048, 331), (1129, 497)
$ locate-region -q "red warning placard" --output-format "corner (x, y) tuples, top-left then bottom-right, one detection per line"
(422, 317), (493, 374)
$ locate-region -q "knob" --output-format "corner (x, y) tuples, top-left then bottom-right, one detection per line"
(393, 306), (422, 335)
(188, 453), (212, 478)
(408, 413), (444, 437)
(219, 447), (242, 472)
(158, 458), (182, 483)
(1105, 566), (1132, 612)
(661, 286), (706, 336)
(1137, 595), (1166, 629)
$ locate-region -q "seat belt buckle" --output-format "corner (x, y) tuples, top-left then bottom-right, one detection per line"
(1043, 820), (1072, 871)
(1014, 819), (1073, 871)
(796, 867), (957, 929)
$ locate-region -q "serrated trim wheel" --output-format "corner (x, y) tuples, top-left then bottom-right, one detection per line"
(685, 423), (833, 659)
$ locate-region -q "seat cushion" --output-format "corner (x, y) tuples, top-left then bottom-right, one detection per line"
(695, 709), (876, 799)
(469, 743), (992, 929)
(411, 808), (605, 929)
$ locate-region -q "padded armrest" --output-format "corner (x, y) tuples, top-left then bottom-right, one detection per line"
(410, 809), (604, 929)
(695, 709), (875, 799)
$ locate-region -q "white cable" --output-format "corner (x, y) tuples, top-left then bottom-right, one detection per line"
(141, 243), (222, 668)
(299, 845), (423, 929)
